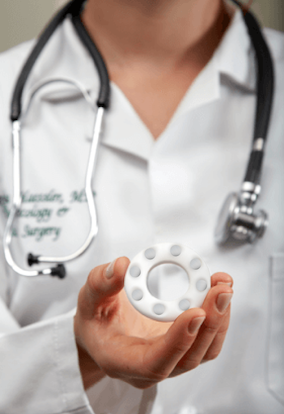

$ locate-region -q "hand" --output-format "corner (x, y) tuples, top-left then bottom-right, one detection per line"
(74, 257), (233, 389)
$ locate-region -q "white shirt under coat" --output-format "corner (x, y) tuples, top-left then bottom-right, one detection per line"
(0, 10), (283, 414)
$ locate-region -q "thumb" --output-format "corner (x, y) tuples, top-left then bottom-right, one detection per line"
(78, 257), (130, 318)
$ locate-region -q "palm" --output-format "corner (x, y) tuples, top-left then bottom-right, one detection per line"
(83, 288), (172, 352)
(110, 289), (172, 339)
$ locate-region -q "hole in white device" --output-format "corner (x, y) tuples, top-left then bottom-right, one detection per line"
(147, 263), (189, 301)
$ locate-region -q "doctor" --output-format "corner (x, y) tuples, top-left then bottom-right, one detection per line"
(0, 0), (283, 413)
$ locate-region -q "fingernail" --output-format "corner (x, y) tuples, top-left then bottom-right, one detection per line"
(217, 282), (232, 287)
(105, 259), (117, 279)
(188, 316), (205, 335)
(216, 293), (233, 313)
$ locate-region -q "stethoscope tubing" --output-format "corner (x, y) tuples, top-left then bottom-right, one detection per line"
(4, 0), (275, 277)
(231, 1), (274, 185)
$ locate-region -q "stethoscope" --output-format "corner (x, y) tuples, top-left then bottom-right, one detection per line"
(3, 0), (274, 279)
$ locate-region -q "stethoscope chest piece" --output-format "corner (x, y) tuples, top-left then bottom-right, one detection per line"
(124, 243), (211, 322)
(214, 191), (268, 245)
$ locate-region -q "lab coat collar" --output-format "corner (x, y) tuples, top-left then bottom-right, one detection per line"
(102, 82), (154, 161)
(101, 9), (256, 159)
(171, 9), (255, 126)
(22, 10), (255, 162)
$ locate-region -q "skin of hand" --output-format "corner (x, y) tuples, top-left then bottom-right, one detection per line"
(74, 257), (233, 390)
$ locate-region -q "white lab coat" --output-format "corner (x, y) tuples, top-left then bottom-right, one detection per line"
(0, 10), (283, 414)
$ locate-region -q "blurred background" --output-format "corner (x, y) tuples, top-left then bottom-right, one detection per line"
(0, 0), (283, 53)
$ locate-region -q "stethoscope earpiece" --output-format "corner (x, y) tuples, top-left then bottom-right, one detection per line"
(50, 264), (66, 279)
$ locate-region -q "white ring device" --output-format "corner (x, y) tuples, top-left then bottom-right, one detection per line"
(124, 243), (211, 322)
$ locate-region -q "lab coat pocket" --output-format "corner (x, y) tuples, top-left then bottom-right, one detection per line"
(266, 253), (284, 405)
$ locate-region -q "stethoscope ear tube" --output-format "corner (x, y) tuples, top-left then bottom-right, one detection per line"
(241, 10), (274, 184)
(243, 11), (274, 143)
(10, 0), (85, 122)
(71, 11), (110, 108)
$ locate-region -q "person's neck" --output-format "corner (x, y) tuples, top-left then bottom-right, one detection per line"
(83, 0), (232, 67)
(82, 0), (234, 139)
